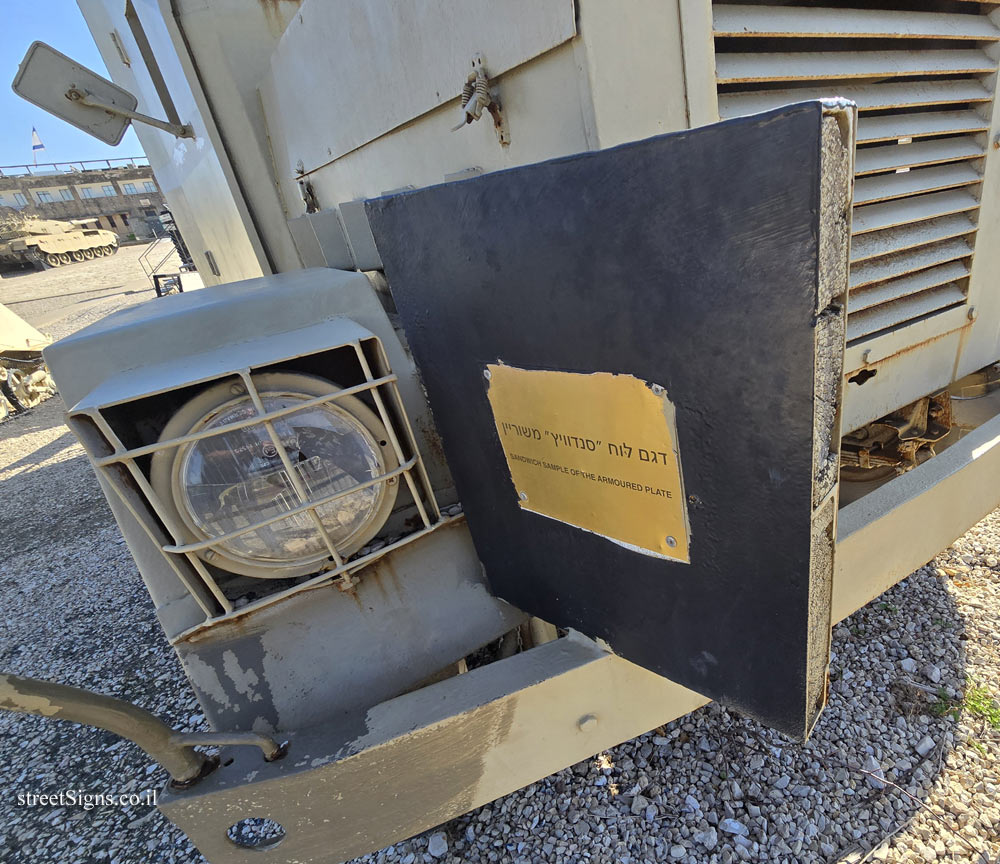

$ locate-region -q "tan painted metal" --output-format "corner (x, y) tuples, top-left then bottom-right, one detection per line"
(0, 674), (209, 784)
(159, 633), (711, 864)
(0, 303), (50, 353)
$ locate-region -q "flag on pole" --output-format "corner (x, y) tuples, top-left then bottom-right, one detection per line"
(31, 128), (45, 165)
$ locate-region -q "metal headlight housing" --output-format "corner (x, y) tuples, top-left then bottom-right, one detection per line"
(150, 372), (399, 579)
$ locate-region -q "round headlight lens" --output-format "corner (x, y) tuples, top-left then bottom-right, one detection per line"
(150, 372), (400, 579)
(177, 394), (386, 564)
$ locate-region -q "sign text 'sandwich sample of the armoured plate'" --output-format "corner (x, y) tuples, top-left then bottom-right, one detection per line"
(366, 102), (851, 738)
(485, 365), (690, 562)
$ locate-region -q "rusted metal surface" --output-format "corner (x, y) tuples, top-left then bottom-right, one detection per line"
(450, 54), (511, 146)
(168, 732), (287, 762)
(841, 390), (953, 475)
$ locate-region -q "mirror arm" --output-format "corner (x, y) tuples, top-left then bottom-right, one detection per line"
(66, 87), (195, 139)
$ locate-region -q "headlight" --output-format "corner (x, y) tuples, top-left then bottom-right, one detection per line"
(150, 372), (399, 579)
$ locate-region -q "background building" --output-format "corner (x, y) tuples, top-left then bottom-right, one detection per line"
(0, 158), (165, 241)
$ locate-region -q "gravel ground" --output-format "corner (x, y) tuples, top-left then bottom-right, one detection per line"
(2, 257), (1000, 864)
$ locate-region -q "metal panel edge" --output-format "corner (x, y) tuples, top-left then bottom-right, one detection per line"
(833, 405), (1000, 621)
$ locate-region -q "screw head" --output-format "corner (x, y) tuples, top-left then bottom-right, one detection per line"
(665, 536), (677, 548)
(519, 491), (528, 501)
(968, 306), (978, 321)
(483, 369), (492, 380)
(862, 349), (872, 364)
(230, 383), (245, 395)
(577, 714), (599, 732)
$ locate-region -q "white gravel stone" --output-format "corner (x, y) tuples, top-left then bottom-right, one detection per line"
(696, 826), (719, 850)
(864, 755), (887, 790)
(720, 818), (748, 836)
(426, 832), (448, 858)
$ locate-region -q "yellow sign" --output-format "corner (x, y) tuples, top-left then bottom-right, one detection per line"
(485, 364), (690, 562)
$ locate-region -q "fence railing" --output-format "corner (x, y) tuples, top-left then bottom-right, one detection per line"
(0, 157), (150, 178)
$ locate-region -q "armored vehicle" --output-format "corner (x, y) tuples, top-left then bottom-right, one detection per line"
(6, 2), (1000, 863)
(0, 212), (118, 270)
(0, 302), (55, 419)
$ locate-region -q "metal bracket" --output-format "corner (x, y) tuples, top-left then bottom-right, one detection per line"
(451, 54), (509, 146)
(0, 673), (284, 788)
(66, 87), (195, 139)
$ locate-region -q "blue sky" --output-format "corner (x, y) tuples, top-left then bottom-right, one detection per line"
(1, 0), (144, 168)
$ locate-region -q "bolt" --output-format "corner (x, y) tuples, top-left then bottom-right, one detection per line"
(577, 714), (598, 732)
(651, 384), (665, 396)
(203, 550), (216, 561)
(230, 383), (245, 395)
(968, 306), (978, 321)
(862, 349), (872, 364)
(519, 491), (528, 501)
(483, 369), (492, 380)
(665, 536), (677, 548)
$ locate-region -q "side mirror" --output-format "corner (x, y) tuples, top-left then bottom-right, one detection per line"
(12, 41), (193, 143)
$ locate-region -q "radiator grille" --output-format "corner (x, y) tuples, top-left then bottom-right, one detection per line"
(713, 2), (998, 344)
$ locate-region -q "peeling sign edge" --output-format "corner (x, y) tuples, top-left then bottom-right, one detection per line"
(484, 360), (693, 562)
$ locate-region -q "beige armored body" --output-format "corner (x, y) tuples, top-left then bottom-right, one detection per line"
(0, 212), (118, 269)
(0, 302), (55, 420)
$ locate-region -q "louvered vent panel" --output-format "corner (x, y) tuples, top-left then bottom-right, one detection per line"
(713, 2), (999, 345)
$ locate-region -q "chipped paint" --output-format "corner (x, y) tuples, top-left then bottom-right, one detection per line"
(181, 654), (233, 711)
(222, 650), (263, 704)
(159, 634), (709, 863)
(0, 676), (60, 716)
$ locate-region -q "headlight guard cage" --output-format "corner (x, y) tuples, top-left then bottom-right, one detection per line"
(65, 318), (447, 636)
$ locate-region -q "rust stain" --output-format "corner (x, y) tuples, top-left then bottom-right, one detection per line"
(348, 588), (365, 612)
(179, 520), (461, 645)
(416, 416), (448, 466)
(257, 0), (302, 38)
(181, 608), (265, 645)
(846, 320), (973, 376)
(367, 566), (390, 602)
(379, 556), (404, 595)
(177, 580), (336, 646)
(359, 554), (403, 603)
